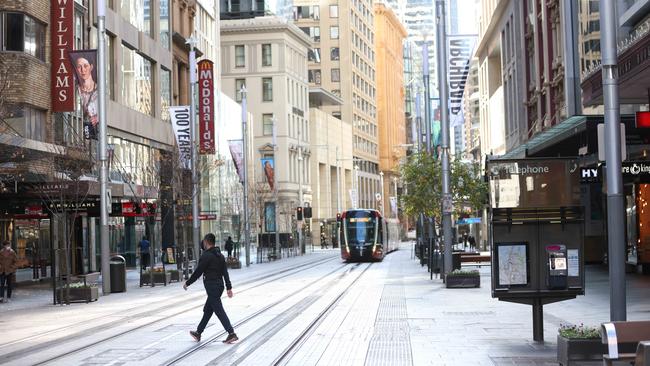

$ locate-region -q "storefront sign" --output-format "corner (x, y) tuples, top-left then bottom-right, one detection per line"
(198, 60), (215, 154)
(51, 0), (75, 112)
(178, 214), (217, 221)
(169, 106), (192, 169)
(45, 199), (100, 213)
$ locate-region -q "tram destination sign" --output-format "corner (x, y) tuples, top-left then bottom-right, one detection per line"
(487, 158), (581, 209)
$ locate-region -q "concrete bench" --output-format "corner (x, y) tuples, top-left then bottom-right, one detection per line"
(601, 321), (650, 365)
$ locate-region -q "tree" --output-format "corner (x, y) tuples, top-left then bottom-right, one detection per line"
(400, 152), (488, 223)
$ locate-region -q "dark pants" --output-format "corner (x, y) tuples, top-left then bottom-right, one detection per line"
(227, 249), (233, 258)
(197, 280), (234, 335)
(141, 253), (150, 270)
(0, 272), (13, 298)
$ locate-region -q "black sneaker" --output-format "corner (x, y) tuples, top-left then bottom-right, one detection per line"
(190, 331), (201, 342)
(223, 333), (238, 344)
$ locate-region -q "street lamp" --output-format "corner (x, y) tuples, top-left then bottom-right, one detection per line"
(393, 177), (399, 220)
(271, 115), (280, 259)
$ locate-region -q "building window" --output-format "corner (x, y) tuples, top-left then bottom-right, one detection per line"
(160, 0), (170, 49)
(262, 77), (273, 101)
(308, 69), (321, 85)
(262, 44), (272, 66)
(160, 67), (171, 121)
(262, 114), (273, 135)
(330, 47), (339, 61)
(330, 26), (339, 39)
(121, 44), (153, 115)
(3, 104), (46, 141)
(332, 111), (341, 120)
(0, 13), (45, 61)
(301, 26), (320, 42)
(330, 5), (339, 18)
(235, 78), (246, 102)
(120, 0), (151, 35)
(235, 45), (245, 67)
(331, 68), (340, 82)
(308, 48), (321, 63)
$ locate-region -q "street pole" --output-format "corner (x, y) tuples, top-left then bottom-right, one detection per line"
(272, 115), (281, 259)
(436, 0), (453, 278)
(240, 86), (251, 266)
(600, 0), (626, 321)
(298, 144), (304, 255)
(393, 177), (398, 220)
(379, 171), (384, 213)
(97, 0), (111, 295)
(187, 36), (201, 266)
(336, 146), (341, 213)
(423, 43), (432, 154)
(415, 84), (423, 153)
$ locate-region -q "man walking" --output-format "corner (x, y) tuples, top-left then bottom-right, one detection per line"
(225, 236), (234, 258)
(184, 233), (238, 344)
(138, 236), (150, 271)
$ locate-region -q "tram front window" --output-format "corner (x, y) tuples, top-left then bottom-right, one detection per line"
(345, 216), (375, 244)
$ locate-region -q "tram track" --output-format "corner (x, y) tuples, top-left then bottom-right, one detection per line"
(162, 262), (373, 366)
(0, 254), (339, 366)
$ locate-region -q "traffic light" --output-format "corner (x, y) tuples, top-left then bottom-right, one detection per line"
(304, 206), (312, 219)
(296, 206), (303, 221)
(336, 212), (342, 222)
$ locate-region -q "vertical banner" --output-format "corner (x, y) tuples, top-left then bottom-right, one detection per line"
(197, 59), (215, 154)
(51, 0), (75, 112)
(169, 106), (192, 169)
(264, 202), (276, 232)
(447, 35), (477, 128)
(69, 50), (98, 139)
(228, 139), (245, 184)
(389, 196), (398, 216)
(261, 157), (275, 191)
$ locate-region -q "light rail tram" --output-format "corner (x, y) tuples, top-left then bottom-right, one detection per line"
(339, 209), (399, 262)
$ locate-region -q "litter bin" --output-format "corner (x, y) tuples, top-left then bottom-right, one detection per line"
(109, 255), (127, 293)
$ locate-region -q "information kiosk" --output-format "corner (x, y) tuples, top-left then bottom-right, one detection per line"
(487, 157), (585, 342)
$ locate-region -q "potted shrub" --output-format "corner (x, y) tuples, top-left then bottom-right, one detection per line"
(56, 282), (99, 303)
(557, 323), (603, 366)
(445, 269), (480, 288)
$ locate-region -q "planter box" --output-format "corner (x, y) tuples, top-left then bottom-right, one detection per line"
(168, 271), (180, 282)
(227, 258), (242, 269)
(56, 286), (99, 303)
(141, 271), (171, 286)
(557, 335), (604, 366)
(445, 275), (480, 288)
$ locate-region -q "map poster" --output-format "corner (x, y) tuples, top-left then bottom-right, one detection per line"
(497, 243), (529, 286)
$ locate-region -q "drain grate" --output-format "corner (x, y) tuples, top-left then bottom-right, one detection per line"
(365, 284), (413, 366)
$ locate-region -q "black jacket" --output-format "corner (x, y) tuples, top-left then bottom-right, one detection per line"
(186, 247), (232, 290)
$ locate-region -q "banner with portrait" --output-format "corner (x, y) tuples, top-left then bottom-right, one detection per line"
(68, 50), (98, 140)
(228, 139), (245, 184)
(261, 157), (275, 191)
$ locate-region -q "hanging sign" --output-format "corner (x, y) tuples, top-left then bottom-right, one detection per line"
(169, 106), (192, 169)
(51, 0), (75, 112)
(228, 139), (245, 184)
(447, 35), (477, 128)
(198, 59), (215, 154)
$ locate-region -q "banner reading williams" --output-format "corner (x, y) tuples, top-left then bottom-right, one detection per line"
(447, 35), (477, 128)
(261, 157), (275, 191)
(68, 50), (98, 139)
(169, 106), (192, 170)
(228, 139), (245, 184)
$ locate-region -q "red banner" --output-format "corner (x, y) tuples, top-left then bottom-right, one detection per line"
(198, 59), (215, 154)
(51, 0), (75, 112)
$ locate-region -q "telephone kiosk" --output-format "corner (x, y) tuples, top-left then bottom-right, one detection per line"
(546, 245), (568, 290)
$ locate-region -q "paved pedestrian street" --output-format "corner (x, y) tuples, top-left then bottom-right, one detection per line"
(0, 244), (648, 365)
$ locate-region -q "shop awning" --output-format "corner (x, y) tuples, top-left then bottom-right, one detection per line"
(499, 116), (587, 159)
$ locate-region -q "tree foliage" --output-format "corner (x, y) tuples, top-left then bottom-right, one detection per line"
(400, 152), (488, 222)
